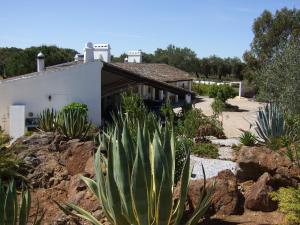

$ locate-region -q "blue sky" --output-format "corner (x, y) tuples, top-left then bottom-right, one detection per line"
(1, 0), (300, 58)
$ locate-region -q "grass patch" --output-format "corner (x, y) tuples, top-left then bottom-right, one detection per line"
(191, 143), (219, 158)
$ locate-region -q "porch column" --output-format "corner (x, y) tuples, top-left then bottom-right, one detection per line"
(138, 84), (142, 96)
(166, 91), (170, 99)
(151, 87), (156, 100)
(239, 81), (243, 98)
(159, 90), (164, 101)
(142, 85), (147, 99)
(185, 94), (191, 104)
(175, 95), (178, 103)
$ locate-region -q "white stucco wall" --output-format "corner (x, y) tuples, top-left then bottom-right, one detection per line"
(0, 61), (103, 134)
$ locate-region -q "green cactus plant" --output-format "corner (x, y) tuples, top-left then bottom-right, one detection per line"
(255, 103), (286, 143)
(38, 108), (57, 132)
(57, 120), (214, 225)
(56, 109), (91, 139)
(0, 179), (44, 225)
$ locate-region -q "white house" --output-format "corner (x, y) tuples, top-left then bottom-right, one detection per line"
(0, 42), (193, 140)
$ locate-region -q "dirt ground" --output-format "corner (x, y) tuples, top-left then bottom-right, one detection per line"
(193, 97), (263, 138)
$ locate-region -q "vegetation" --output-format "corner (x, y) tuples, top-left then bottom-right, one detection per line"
(0, 179), (44, 225)
(0, 46), (77, 77)
(38, 102), (91, 139)
(243, 7), (300, 81)
(271, 186), (300, 225)
(0, 130), (10, 147)
(177, 109), (224, 140)
(211, 98), (225, 118)
(208, 84), (236, 103)
(255, 103), (286, 144)
(256, 39), (300, 114)
(191, 143), (219, 159)
(239, 131), (256, 146)
(38, 109), (57, 132)
(57, 118), (214, 225)
(192, 83), (211, 96)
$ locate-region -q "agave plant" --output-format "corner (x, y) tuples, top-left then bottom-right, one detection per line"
(255, 103), (286, 143)
(57, 120), (214, 225)
(239, 131), (256, 146)
(38, 108), (57, 132)
(0, 179), (44, 225)
(56, 109), (91, 139)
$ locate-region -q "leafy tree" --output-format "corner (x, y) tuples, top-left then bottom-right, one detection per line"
(256, 39), (300, 114)
(1, 45), (77, 77)
(244, 7), (300, 79)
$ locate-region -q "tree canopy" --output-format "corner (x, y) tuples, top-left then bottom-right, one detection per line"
(243, 7), (300, 80)
(0, 46), (77, 78)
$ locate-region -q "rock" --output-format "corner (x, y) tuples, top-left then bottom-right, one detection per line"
(24, 155), (41, 166)
(188, 170), (239, 215)
(244, 172), (277, 212)
(60, 141), (95, 176)
(84, 156), (95, 177)
(237, 146), (291, 181)
(48, 134), (67, 152)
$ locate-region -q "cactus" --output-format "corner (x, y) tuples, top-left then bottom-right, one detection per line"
(0, 179), (44, 225)
(57, 120), (214, 225)
(38, 108), (57, 132)
(255, 103), (286, 143)
(56, 109), (91, 139)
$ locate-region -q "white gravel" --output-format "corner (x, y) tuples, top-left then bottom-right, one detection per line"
(218, 146), (234, 160)
(190, 155), (237, 180)
(211, 138), (240, 147)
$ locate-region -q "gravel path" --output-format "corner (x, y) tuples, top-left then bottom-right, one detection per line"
(190, 155), (237, 179)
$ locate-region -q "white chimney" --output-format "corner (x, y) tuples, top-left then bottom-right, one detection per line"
(37, 52), (45, 72)
(94, 44), (111, 62)
(127, 50), (142, 63)
(74, 53), (84, 61)
(84, 42), (94, 63)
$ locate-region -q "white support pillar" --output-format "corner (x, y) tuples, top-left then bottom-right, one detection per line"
(138, 84), (142, 96)
(188, 81), (192, 91)
(239, 81), (243, 98)
(175, 95), (179, 103)
(159, 90), (164, 101)
(151, 87), (156, 100)
(142, 85), (148, 99)
(166, 91), (170, 99)
(185, 94), (191, 104)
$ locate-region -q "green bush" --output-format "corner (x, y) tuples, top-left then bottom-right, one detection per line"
(191, 143), (219, 158)
(208, 84), (237, 102)
(62, 102), (88, 115)
(0, 179), (44, 225)
(192, 83), (211, 96)
(57, 119), (214, 225)
(271, 186), (300, 225)
(211, 98), (225, 116)
(121, 91), (147, 120)
(0, 130), (10, 147)
(240, 131), (256, 146)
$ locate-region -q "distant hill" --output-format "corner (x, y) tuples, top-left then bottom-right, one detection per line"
(0, 46), (78, 78)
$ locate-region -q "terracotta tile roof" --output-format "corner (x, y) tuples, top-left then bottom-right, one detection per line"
(110, 63), (193, 82)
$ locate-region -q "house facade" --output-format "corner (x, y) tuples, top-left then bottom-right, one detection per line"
(0, 42), (193, 139)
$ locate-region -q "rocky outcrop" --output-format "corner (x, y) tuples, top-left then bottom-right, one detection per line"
(13, 132), (101, 225)
(187, 170), (239, 216)
(244, 172), (277, 212)
(236, 146), (299, 182)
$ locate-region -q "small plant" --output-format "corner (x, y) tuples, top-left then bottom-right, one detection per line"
(255, 103), (286, 144)
(38, 108), (57, 132)
(121, 91), (147, 120)
(56, 109), (91, 139)
(240, 131), (256, 146)
(191, 143), (219, 158)
(0, 130), (10, 147)
(0, 179), (44, 225)
(271, 186), (300, 225)
(160, 98), (175, 122)
(62, 102), (88, 115)
(57, 119), (214, 225)
(211, 98), (225, 117)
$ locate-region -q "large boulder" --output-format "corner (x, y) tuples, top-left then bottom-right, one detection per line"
(187, 170), (239, 216)
(236, 146), (292, 181)
(244, 172), (277, 212)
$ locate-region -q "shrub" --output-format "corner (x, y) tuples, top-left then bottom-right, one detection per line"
(38, 108), (57, 132)
(211, 98), (225, 116)
(271, 186), (300, 225)
(57, 119), (214, 225)
(256, 39), (300, 114)
(208, 84), (237, 102)
(255, 103), (286, 144)
(0, 179), (44, 225)
(121, 91), (147, 120)
(240, 131), (256, 146)
(62, 102), (88, 115)
(0, 130), (10, 147)
(191, 143), (219, 158)
(192, 83), (211, 96)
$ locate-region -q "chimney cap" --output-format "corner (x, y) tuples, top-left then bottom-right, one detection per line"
(85, 42), (94, 48)
(37, 52), (45, 59)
